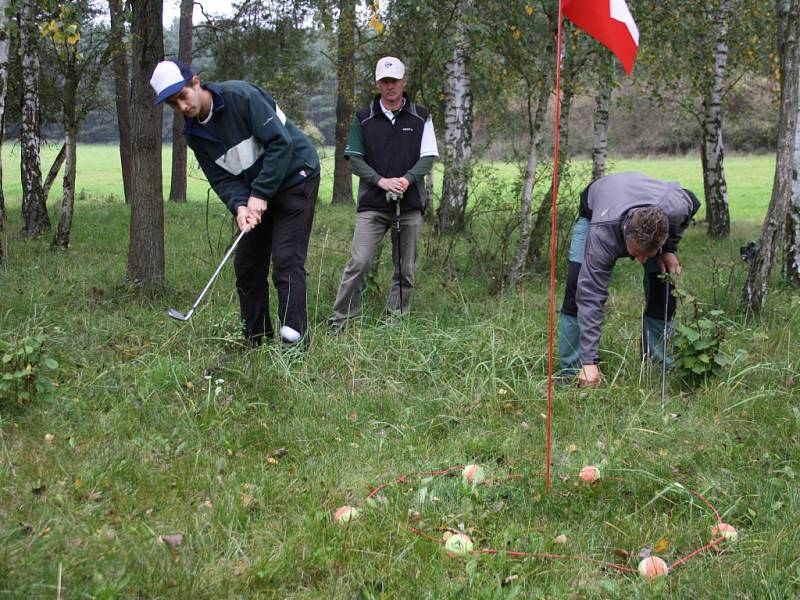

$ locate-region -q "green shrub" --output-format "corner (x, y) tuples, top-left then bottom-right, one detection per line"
(671, 284), (730, 379)
(0, 332), (59, 403)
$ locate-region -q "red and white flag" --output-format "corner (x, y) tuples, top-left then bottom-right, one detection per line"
(562, 0), (639, 75)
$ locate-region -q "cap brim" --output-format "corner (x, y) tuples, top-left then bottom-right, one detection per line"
(153, 80), (187, 106)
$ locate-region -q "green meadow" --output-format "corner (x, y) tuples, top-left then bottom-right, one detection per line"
(1, 145), (798, 598)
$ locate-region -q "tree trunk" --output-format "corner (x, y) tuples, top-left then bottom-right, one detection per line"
(127, 0), (165, 283)
(168, 0), (193, 203)
(0, 0), (8, 263)
(52, 133), (76, 250)
(437, 0), (473, 233)
(109, 0), (134, 204)
(331, 0), (355, 205)
(701, 0), (732, 239)
(592, 50), (613, 182)
(527, 80), (575, 265)
(743, 0), (799, 309)
(52, 54), (78, 250)
(42, 143), (66, 201)
(19, 1), (49, 236)
(504, 73), (551, 286)
(785, 86), (800, 283)
(785, 0), (800, 284)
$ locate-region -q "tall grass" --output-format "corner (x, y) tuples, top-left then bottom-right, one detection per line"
(1, 146), (798, 598)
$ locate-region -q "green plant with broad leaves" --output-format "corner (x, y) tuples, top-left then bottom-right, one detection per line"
(670, 281), (730, 378)
(1, 332), (59, 403)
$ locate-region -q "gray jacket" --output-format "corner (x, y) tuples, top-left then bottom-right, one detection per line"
(577, 172), (699, 365)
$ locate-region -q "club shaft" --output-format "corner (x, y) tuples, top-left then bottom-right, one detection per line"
(187, 228), (248, 315)
(660, 279), (669, 411)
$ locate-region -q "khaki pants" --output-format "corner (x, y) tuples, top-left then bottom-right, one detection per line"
(331, 209), (422, 325)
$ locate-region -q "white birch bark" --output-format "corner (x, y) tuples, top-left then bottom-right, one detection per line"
(744, 0), (799, 308)
(785, 1), (800, 284)
(19, 0), (50, 235)
(505, 74), (551, 286)
(437, 0), (473, 233)
(701, 0), (732, 239)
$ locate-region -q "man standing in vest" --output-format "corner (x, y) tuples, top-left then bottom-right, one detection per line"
(150, 60), (320, 347)
(330, 57), (439, 331)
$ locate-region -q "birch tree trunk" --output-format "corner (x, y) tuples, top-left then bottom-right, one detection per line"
(785, 91), (800, 283)
(42, 144), (66, 201)
(109, 0), (134, 204)
(527, 76), (575, 265)
(504, 74), (551, 286)
(743, 0), (799, 309)
(53, 54), (78, 250)
(437, 0), (473, 233)
(168, 0), (193, 203)
(592, 50), (613, 182)
(19, 1), (50, 236)
(127, 0), (165, 283)
(331, 0), (355, 205)
(785, 0), (800, 284)
(701, 0), (732, 239)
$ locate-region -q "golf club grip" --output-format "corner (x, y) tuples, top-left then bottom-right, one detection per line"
(189, 228), (248, 313)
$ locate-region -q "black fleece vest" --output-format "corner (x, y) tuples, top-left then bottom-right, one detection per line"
(356, 96), (429, 212)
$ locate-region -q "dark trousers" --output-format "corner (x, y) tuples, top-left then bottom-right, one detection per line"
(560, 260), (676, 322)
(234, 175), (319, 344)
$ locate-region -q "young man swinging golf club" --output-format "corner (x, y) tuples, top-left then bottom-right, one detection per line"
(558, 172), (701, 387)
(150, 60), (320, 347)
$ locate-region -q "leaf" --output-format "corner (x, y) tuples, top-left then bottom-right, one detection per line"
(654, 538), (670, 552)
(160, 533), (183, 548)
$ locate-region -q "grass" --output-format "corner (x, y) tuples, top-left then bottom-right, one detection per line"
(1, 145), (799, 598)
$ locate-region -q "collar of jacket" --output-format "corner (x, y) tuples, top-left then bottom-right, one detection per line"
(183, 83), (226, 141)
(371, 92), (410, 119)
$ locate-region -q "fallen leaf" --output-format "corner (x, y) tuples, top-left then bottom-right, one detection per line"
(503, 574), (519, 585)
(44, 433), (55, 444)
(240, 493), (254, 507)
(520, 421), (530, 430)
(613, 548), (631, 559)
(554, 534), (567, 544)
(654, 538), (670, 553)
(266, 457), (278, 465)
(638, 546), (653, 559)
(349, 412), (358, 422)
(161, 533), (183, 548)
(186, 382), (194, 390)
(19, 522), (33, 535)
(567, 444), (578, 453)
(270, 447), (288, 459)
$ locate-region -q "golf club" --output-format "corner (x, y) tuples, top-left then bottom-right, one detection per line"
(387, 191), (403, 316)
(660, 277), (670, 412)
(168, 227), (248, 321)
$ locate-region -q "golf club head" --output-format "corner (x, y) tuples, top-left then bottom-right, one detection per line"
(167, 308), (192, 321)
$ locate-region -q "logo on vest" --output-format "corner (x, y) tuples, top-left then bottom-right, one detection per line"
(402, 127), (413, 132)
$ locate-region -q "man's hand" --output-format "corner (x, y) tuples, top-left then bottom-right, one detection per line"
(658, 252), (682, 275)
(236, 196), (268, 232)
(378, 177), (409, 195)
(577, 364), (603, 388)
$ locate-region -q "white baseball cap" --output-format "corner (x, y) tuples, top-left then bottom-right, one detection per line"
(150, 60), (193, 105)
(375, 57), (405, 81)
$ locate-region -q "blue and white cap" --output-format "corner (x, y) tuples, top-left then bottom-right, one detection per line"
(150, 60), (193, 105)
